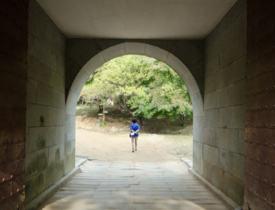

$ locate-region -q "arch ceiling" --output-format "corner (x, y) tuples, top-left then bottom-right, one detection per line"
(36, 0), (237, 39)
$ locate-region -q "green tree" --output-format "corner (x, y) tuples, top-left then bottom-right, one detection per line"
(80, 55), (193, 126)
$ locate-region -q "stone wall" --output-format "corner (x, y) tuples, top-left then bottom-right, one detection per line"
(203, 0), (247, 205)
(25, 0), (69, 204)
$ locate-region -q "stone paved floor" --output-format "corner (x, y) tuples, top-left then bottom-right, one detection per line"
(37, 160), (229, 210)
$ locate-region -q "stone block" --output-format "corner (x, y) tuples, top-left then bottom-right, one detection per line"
(48, 143), (65, 166)
(188, 60), (204, 95)
(28, 13), (53, 50)
(27, 79), (37, 103)
(65, 57), (81, 92)
(54, 126), (65, 145)
(220, 39), (242, 69)
(25, 148), (49, 178)
(203, 160), (223, 190)
(28, 55), (53, 87)
(144, 44), (170, 63)
(45, 161), (64, 188)
(217, 86), (227, 108)
(205, 71), (221, 93)
(27, 103), (52, 127)
(53, 89), (65, 109)
(193, 141), (203, 175)
(101, 42), (126, 62)
(171, 40), (203, 67)
(203, 145), (220, 167)
(36, 83), (54, 106)
(27, 127), (55, 153)
(67, 39), (101, 67)
(193, 116), (203, 142)
(227, 79), (246, 106)
(65, 91), (78, 116)
(56, 58), (65, 76)
(219, 107), (232, 128)
(204, 109), (219, 127)
(204, 41), (219, 63)
(231, 105), (246, 129)
(51, 22), (66, 47)
(216, 128), (233, 151)
(145, 40), (176, 52)
(204, 91), (217, 110)
(52, 71), (65, 93)
(28, 37), (57, 71)
(51, 108), (65, 126)
(234, 11), (247, 39)
(65, 115), (75, 141)
(25, 170), (46, 204)
(190, 92), (204, 117)
(202, 127), (216, 146)
(70, 70), (90, 95)
(53, 37), (65, 61)
(165, 53), (188, 77)
(214, 21), (235, 54)
(231, 129), (245, 155)
(220, 56), (246, 87)
(125, 42), (145, 55)
(64, 140), (75, 174)
(222, 173), (244, 205)
(94, 39), (125, 51)
(219, 105), (245, 129)
(29, 0), (54, 35)
(82, 52), (105, 76)
(205, 55), (219, 78)
(181, 70), (200, 96)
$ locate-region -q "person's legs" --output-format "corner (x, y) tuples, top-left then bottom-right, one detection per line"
(135, 137), (138, 151)
(131, 138), (135, 152)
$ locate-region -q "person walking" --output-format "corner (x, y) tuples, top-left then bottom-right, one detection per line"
(130, 118), (140, 152)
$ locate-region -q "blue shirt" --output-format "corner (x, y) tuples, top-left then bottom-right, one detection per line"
(130, 123), (140, 137)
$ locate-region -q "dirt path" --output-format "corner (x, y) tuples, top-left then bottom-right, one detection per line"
(76, 129), (193, 162)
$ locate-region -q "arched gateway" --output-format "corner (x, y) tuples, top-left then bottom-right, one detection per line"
(65, 42), (204, 173)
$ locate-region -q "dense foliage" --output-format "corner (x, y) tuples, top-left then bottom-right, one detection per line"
(79, 55), (193, 126)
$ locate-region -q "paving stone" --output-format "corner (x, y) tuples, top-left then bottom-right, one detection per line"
(37, 160), (229, 210)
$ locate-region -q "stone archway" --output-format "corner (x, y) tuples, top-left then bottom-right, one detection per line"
(65, 42), (204, 172)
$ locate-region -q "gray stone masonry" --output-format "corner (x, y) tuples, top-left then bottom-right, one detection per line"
(25, 0), (69, 205)
(203, 0), (246, 205)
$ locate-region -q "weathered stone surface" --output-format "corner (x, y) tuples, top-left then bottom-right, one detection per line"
(51, 108), (65, 126)
(203, 145), (219, 167)
(217, 86), (227, 108)
(52, 71), (65, 93)
(54, 126), (65, 145)
(53, 37), (65, 61)
(219, 105), (245, 129)
(25, 170), (46, 204)
(36, 83), (54, 106)
(202, 127), (216, 146)
(220, 56), (246, 87)
(203, 160), (223, 190)
(231, 129), (245, 155)
(205, 55), (219, 79)
(204, 91), (217, 110)
(53, 89), (65, 109)
(27, 79), (37, 103)
(29, 38), (57, 71)
(27, 103), (52, 127)
(193, 116), (203, 142)
(67, 39), (101, 67)
(227, 79), (246, 106)
(48, 144), (65, 166)
(222, 173), (244, 205)
(25, 148), (49, 177)
(220, 39), (242, 70)
(27, 127), (55, 153)
(193, 141), (203, 175)
(28, 55), (53, 87)
(204, 109), (219, 127)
